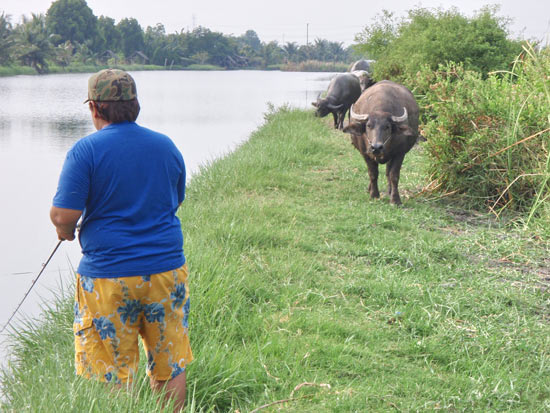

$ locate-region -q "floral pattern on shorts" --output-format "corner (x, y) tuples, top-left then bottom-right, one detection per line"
(73, 264), (192, 383)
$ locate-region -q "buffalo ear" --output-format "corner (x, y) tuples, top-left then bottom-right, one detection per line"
(311, 101), (318, 107)
(397, 124), (414, 136)
(343, 122), (365, 135)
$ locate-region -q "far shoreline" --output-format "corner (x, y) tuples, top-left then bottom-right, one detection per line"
(0, 61), (349, 78)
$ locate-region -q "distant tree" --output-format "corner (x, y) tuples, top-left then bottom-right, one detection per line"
(282, 41), (299, 62)
(13, 14), (53, 73)
(191, 51), (209, 64)
(327, 41), (348, 62)
(298, 44), (313, 61)
(144, 23), (170, 65)
(240, 30), (262, 52)
(354, 10), (397, 60)
(0, 13), (14, 65)
(97, 15), (121, 52)
(117, 18), (144, 57)
(152, 32), (191, 67)
(186, 27), (243, 68)
(262, 41), (284, 67)
(46, 0), (98, 46)
(74, 41), (96, 64)
(311, 38), (329, 61)
(53, 40), (74, 66)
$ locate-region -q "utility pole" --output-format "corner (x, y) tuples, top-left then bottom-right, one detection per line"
(306, 23), (309, 47)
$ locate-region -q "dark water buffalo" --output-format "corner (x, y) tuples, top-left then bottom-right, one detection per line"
(343, 80), (422, 205)
(349, 59), (371, 73)
(312, 73), (361, 130)
(350, 70), (375, 92)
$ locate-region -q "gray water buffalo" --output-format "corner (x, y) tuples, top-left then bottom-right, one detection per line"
(312, 73), (361, 130)
(349, 59), (371, 73)
(343, 80), (422, 205)
(350, 70), (375, 92)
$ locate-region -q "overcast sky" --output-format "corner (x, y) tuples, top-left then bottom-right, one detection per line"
(1, 0), (549, 46)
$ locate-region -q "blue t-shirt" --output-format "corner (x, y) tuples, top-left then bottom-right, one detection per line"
(53, 121), (186, 278)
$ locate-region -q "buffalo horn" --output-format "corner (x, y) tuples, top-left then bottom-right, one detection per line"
(350, 105), (368, 122)
(326, 103), (344, 110)
(391, 107), (408, 123)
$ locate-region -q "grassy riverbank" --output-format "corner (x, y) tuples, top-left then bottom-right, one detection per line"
(0, 62), (341, 77)
(0, 63), (226, 77)
(2, 108), (550, 411)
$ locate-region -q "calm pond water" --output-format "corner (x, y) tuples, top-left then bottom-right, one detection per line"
(0, 70), (333, 340)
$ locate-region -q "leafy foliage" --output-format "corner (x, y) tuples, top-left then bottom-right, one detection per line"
(355, 6), (523, 82)
(420, 47), (550, 219)
(96, 15), (121, 52)
(46, 0), (98, 46)
(13, 14), (53, 74)
(117, 18), (144, 58)
(0, 12), (13, 65)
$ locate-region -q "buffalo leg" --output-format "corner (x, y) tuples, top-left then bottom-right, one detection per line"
(385, 164), (392, 196)
(387, 154), (405, 205)
(364, 156), (380, 199)
(332, 112), (338, 129)
(337, 110), (345, 130)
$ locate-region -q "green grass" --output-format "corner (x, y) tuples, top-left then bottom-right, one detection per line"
(0, 63), (211, 77)
(2, 108), (550, 412)
(0, 65), (37, 76)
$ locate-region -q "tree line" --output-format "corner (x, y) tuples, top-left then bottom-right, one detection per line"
(0, 0), (354, 73)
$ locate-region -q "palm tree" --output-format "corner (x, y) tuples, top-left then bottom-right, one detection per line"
(0, 12), (14, 65)
(312, 38), (329, 61)
(13, 14), (53, 73)
(282, 41), (299, 63)
(327, 41), (347, 62)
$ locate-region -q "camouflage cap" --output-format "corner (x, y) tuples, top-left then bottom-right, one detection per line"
(84, 69), (137, 103)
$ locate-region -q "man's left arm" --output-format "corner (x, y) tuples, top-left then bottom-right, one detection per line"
(50, 207), (82, 241)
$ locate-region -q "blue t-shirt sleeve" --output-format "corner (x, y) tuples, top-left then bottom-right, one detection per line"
(177, 156), (186, 204)
(52, 141), (91, 210)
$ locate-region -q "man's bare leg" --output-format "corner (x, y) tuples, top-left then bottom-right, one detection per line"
(150, 371), (187, 412)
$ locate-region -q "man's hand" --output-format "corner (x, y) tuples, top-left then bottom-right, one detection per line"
(50, 207), (82, 241)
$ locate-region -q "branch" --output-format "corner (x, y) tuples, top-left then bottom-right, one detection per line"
(249, 395), (313, 413)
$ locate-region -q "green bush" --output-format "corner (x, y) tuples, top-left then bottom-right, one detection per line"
(355, 6), (523, 83)
(421, 46), (550, 224)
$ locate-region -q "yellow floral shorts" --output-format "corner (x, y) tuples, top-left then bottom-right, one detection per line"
(73, 264), (192, 384)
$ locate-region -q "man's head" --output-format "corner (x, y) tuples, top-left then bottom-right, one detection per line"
(86, 69), (140, 125)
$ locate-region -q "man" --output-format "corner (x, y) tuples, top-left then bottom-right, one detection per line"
(50, 69), (192, 411)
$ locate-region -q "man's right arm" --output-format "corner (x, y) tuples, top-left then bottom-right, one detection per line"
(50, 207), (82, 241)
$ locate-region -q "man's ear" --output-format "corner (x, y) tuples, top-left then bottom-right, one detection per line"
(89, 102), (100, 118)
(343, 122), (365, 134)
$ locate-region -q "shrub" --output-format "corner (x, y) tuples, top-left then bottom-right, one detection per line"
(355, 6), (523, 83)
(421, 46), (550, 223)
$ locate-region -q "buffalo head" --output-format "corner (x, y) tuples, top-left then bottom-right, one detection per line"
(346, 106), (413, 157)
(311, 98), (343, 118)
